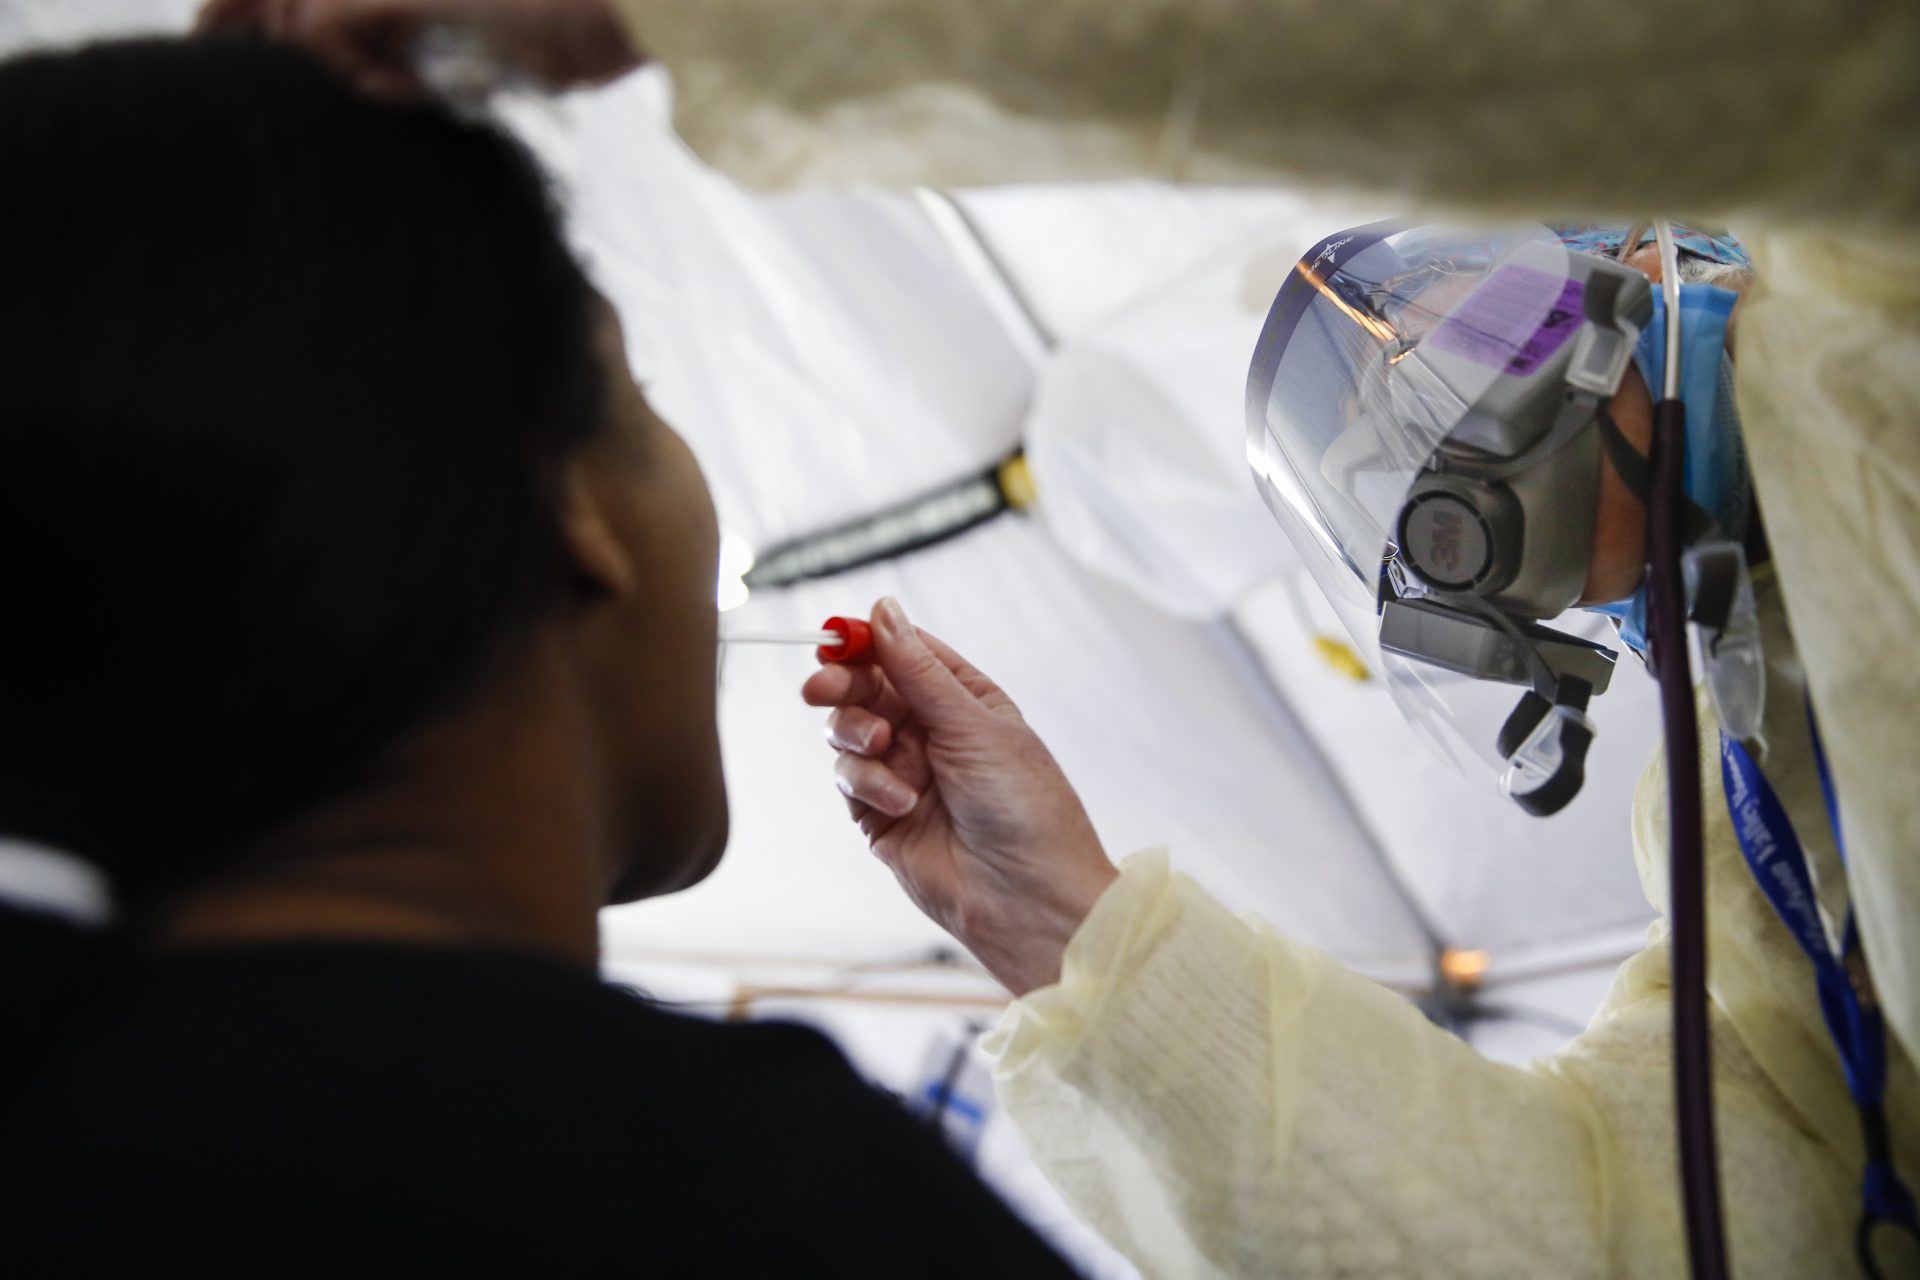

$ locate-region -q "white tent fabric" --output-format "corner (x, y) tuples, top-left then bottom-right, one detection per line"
(3, 7), (1670, 1274)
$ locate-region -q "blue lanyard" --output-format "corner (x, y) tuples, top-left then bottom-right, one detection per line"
(1720, 720), (1919, 1274)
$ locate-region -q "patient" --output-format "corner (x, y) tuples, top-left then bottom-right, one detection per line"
(0, 36), (1072, 1275)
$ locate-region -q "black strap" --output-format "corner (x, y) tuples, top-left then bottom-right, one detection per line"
(1499, 677), (1595, 818)
(1509, 718), (1594, 817)
(1598, 405), (1653, 504)
(1598, 407), (1717, 544)
(1686, 544), (1740, 634)
(1495, 692), (1551, 762)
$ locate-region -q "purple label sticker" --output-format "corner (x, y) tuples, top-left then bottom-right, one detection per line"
(1428, 265), (1585, 376)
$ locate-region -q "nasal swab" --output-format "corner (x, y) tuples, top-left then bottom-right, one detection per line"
(727, 630), (841, 646)
(723, 616), (874, 663)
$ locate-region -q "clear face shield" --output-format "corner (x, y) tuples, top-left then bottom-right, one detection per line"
(1246, 222), (1654, 815)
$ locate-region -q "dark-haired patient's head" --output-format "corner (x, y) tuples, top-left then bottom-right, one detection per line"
(0, 36), (725, 966)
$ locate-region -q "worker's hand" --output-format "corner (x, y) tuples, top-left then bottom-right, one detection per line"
(196, 0), (643, 98)
(802, 598), (1118, 997)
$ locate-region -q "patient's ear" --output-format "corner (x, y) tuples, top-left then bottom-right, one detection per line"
(556, 456), (637, 600)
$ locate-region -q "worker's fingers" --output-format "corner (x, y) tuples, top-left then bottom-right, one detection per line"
(826, 706), (893, 757)
(833, 752), (919, 819)
(296, 0), (426, 91)
(837, 790), (897, 847)
(295, 0), (413, 33)
(212, 0), (642, 93)
(881, 720), (934, 793)
(262, 0), (303, 38)
(802, 660), (876, 708)
(852, 798), (896, 845)
(915, 626), (1021, 718)
(297, 0), (424, 47)
(196, 0), (269, 31)
(801, 660), (912, 727)
(840, 789), (872, 826)
(870, 598), (995, 734)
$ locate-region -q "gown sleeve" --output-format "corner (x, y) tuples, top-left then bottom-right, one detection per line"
(982, 850), (1858, 1277)
(609, 0), (1918, 234)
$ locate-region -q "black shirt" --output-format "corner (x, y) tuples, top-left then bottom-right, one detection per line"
(0, 943), (1079, 1276)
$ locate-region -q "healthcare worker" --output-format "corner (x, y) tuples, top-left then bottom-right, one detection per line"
(214, 0), (1920, 1273)
(798, 223), (1919, 1278)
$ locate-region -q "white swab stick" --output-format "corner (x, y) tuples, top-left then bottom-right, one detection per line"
(722, 617), (876, 663)
(723, 630), (842, 646)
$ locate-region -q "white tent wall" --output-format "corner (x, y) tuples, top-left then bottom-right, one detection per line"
(4, 7), (1673, 1275)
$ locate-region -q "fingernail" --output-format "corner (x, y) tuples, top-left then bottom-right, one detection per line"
(826, 723), (876, 753)
(879, 780), (919, 817)
(875, 596), (908, 640)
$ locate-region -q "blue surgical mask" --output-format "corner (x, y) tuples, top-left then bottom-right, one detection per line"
(1585, 283), (1749, 651)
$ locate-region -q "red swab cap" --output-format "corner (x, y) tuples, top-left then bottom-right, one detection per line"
(817, 616), (873, 663)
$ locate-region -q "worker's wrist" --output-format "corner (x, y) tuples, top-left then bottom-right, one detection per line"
(958, 860), (1119, 998)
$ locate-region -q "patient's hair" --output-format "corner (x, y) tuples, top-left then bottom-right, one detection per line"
(1673, 253), (1753, 292)
(0, 37), (604, 1055)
